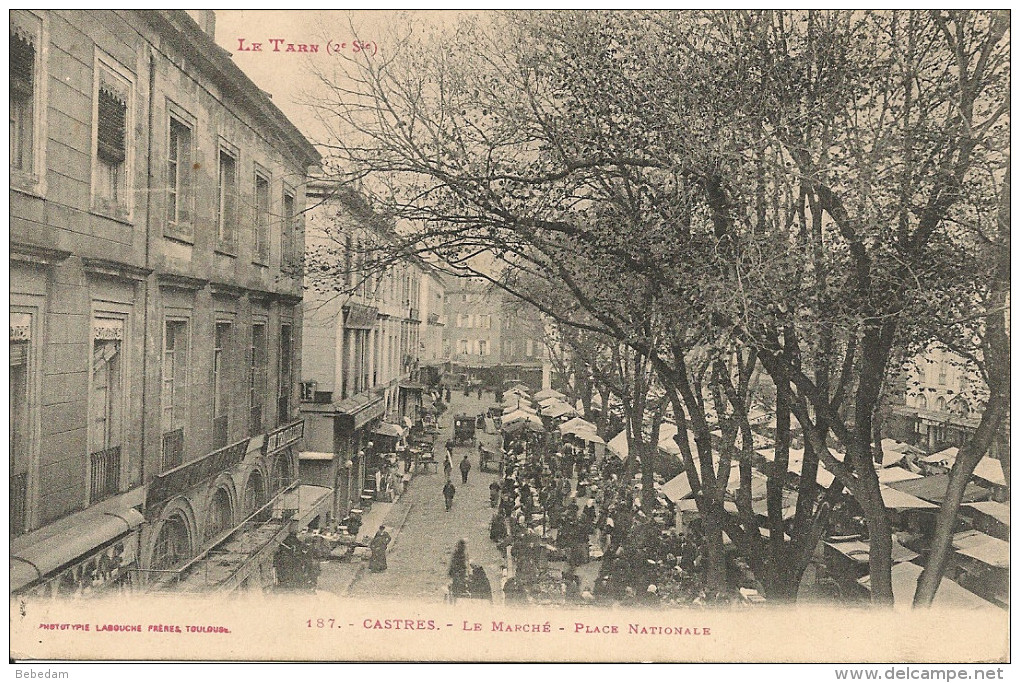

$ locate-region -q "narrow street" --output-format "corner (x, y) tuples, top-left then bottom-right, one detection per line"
(348, 389), (506, 603)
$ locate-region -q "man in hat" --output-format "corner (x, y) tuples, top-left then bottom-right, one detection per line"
(443, 479), (457, 512)
(460, 454), (472, 484)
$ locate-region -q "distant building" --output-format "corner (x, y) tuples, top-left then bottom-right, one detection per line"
(299, 181), (444, 521)
(10, 10), (320, 596)
(442, 275), (547, 389)
(885, 345), (1009, 461)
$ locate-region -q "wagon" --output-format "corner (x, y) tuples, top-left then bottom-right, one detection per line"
(453, 414), (477, 445)
(479, 445), (501, 473)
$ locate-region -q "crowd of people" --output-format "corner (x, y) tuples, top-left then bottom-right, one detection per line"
(486, 419), (720, 608)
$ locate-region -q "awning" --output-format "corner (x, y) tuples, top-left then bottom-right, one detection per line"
(661, 473), (693, 503)
(954, 533), (1010, 569)
(373, 422), (406, 438)
(887, 474), (988, 505)
(503, 411), (543, 427)
(825, 537), (919, 565)
(608, 430), (628, 460)
(542, 402), (576, 418)
(503, 403), (537, 415)
(573, 429), (605, 445)
(964, 501), (1010, 527)
(334, 393), (386, 430)
(879, 485), (939, 510)
(878, 467), (924, 484)
(11, 508), (145, 593)
(537, 396), (561, 408)
(973, 457), (1006, 486)
(534, 388), (564, 401)
(921, 447), (959, 464)
(858, 562), (997, 609)
(559, 417), (597, 435)
(299, 451), (335, 461)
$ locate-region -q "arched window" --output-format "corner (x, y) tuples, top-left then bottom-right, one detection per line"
(207, 487), (233, 540)
(916, 394), (928, 409)
(152, 513), (192, 572)
(949, 397), (970, 418)
(245, 470), (269, 522)
(935, 396), (946, 411)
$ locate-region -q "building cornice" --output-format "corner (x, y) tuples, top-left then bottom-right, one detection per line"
(81, 257), (152, 282)
(10, 242), (71, 267)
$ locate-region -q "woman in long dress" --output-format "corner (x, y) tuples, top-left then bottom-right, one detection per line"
(448, 539), (469, 601)
(368, 525), (392, 572)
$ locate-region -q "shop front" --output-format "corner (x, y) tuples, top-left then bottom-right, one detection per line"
(333, 393), (386, 519)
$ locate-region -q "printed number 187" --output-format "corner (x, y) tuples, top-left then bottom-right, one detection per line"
(308, 618), (336, 628)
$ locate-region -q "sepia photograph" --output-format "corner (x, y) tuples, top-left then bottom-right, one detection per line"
(8, 8), (1011, 668)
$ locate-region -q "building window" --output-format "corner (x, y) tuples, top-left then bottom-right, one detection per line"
(935, 396), (946, 412)
(166, 116), (193, 237)
(93, 64), (130, 215)
(281, 191), (296, 271)
(526, 339), (534, 357)
(916, 361), (927, 384)
(89, 318), (124, 504)
(250, 322), (268, 435)
(161, 320), (189, 471)
(278, 323), (293, 424)
(481, 315), (491, 329)
(212, 322), (231, 449)
(253, 172), (270, 264)
(478, 340), (489, 356)
(10, 27), (35, 173)
(937, 359), (948, 385)
(10, 312), (33, 537)
(916, 393), (928, 410)
(217, 148), (237, 251)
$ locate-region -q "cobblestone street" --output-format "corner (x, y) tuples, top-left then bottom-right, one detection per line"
(347, 390), (507, 603)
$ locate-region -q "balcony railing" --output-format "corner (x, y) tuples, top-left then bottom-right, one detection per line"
(11, 472), (27, 538)
(212, 415), (229, 450)
(89, 445), (121, 503)
(161, 428), (185, 472)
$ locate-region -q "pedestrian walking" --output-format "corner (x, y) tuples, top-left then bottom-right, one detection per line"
(443, 479), (456, 511)
(368, 525), (392, 573)
(477, 386), (483, 400)
(448, 539), (469, 602)
(468, 564), (492, 602)
(459, 455), (471, 484)
(489, 481), (501, 508)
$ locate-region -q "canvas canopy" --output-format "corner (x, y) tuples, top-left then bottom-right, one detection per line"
(964, 501), (1010, 528)
(661, 473), (694, 503)
(879, 485), (938, 510)
(954, 533), (1010, 569)
(503, 410), (543, 426)
(887, 474), (988, 505)
(858, 562), (996, 609)
(973, 457), (1006, 486)
(559, 417), (597, 435)
(921, 446), (959, 464)
(878, 467), (924, 485)
(534, 388), (565, 401)
(573, 430), (605, 445)
(541, 402), (576, 418)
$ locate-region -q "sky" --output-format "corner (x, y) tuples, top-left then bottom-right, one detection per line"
(214, 10), (464, 147)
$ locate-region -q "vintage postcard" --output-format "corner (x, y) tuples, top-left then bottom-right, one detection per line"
(9, 9), (1010, 666)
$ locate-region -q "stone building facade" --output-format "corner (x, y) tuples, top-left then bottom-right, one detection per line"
(10, 10), (321, 596)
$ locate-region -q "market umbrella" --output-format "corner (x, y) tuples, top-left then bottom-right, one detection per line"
(559, 417), (597, 435)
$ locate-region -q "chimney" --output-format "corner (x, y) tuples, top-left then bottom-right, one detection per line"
(186, 10), (216, 40)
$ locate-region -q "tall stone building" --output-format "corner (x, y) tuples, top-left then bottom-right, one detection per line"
(10, 10), (321, 596)
(299, 181), (445, 521)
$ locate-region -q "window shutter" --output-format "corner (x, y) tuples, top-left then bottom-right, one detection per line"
(97, 88), (127, 163)
(10, 31), (34, 97)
